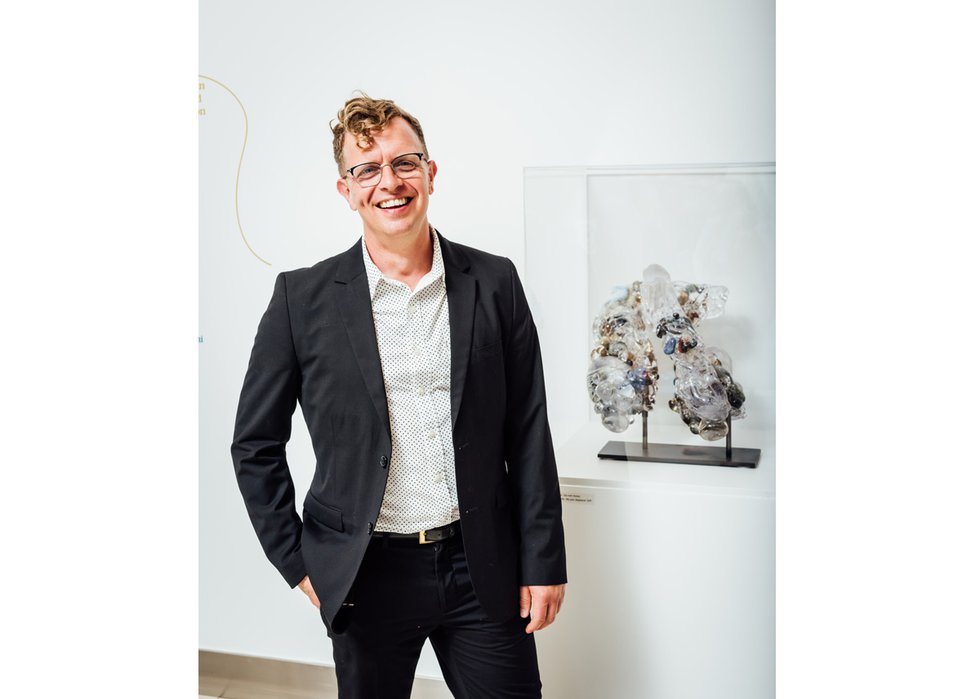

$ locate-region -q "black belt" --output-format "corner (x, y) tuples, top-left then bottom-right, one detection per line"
(372, 521), (459, 545)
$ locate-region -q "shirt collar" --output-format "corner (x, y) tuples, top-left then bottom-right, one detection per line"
(361, 228), (444, 298)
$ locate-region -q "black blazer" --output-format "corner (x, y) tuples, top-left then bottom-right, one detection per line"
(231, 232), (566, 630)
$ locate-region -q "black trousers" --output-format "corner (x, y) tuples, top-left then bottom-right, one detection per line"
(325, 532), (542, 699)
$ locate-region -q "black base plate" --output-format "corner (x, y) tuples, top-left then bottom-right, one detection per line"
(597, 440), (760, 468)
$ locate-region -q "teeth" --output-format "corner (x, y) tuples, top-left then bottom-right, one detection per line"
(378, 198), (409, 209)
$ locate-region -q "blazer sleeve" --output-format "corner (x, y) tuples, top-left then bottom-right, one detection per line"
(502, 260), (568, 586)
(230, 272), (307, 588)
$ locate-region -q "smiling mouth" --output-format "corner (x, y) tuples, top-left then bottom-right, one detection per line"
(377, 197), (412, 210)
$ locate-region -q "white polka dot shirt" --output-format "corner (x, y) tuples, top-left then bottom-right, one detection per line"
(361, 232), (459, 533)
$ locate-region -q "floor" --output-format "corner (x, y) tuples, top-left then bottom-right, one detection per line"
(199, 650), (453, 699)
(198, 679), (452, 699)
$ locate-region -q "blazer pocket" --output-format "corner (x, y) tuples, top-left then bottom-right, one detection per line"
(495, 482), (513, 509)
(471, 339), (503, 364)
(303, 492), (345, 532)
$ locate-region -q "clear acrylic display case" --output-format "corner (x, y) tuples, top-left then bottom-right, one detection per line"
(523, 163), (775, 493)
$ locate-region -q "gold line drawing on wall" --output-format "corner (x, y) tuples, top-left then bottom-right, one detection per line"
(199, 74), (271, 266)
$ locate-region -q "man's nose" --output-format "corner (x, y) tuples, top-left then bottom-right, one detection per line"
(377, 163), (403, 189)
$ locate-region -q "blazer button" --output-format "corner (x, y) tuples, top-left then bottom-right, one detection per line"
(380, 455), (389, 469)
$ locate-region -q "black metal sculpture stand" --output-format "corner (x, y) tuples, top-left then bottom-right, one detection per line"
(597, 412), (761, 468)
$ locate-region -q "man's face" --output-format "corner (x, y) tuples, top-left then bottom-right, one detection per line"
(336, 116), (437, 245)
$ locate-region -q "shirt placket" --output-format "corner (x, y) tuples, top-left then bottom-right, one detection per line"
(411, 290), (449, 508)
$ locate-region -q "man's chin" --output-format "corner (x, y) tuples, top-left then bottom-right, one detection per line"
(364, 221), (430, 245)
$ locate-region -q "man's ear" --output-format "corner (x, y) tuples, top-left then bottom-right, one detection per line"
(427, 160), (437, 195)
(336, 178), (355, 210)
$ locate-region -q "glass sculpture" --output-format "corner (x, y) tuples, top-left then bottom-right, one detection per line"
(587, 264), (746, 441)
(586, 283), (658, 433)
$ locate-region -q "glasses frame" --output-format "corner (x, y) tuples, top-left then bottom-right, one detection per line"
(344, 152), (429, 187)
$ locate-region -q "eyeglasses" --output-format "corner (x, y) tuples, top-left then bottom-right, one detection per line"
(344, 152), (428, 187)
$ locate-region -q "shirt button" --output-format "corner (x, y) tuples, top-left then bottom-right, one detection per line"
(427, 430), (437, 440)
(434, 472), (445, 483)
(417, 387), (426, 396)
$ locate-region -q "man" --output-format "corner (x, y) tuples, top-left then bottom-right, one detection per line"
(231, 94), (566, 698)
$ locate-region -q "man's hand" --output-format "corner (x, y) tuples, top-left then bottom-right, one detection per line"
(519, 584), (565, 633)
(298, 575), (320, 609)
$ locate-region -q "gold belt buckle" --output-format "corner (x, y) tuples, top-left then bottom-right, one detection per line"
(419, 529), (435, 544)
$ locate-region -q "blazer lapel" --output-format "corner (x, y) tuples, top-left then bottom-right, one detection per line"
(439, 232), (476, 429)
(334, 240), (391, 433)
(332, 232), (475, 434)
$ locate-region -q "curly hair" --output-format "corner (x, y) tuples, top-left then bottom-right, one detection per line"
(331, 93), (428, 176)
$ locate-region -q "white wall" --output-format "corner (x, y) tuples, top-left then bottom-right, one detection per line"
(200, 0), (774, 687)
